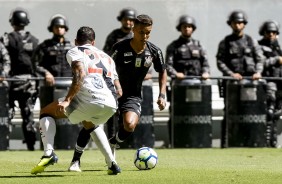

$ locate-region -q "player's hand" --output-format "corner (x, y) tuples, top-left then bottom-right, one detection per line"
(231, 73), (243, 80)
(45, 72), (55, 86)
(56, 101), (69, 116)
(157, 97), (166, 111)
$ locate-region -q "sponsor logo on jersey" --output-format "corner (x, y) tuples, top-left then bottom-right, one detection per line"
(144, 56), (153, 67)
(91, 76), (103, 89)
(135, 58), (142, 67)
(124, 52), (133, 56)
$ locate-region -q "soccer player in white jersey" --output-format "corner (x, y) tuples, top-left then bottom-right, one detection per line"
(31, 26), (122, 175)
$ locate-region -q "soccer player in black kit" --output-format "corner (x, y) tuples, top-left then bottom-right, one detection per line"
(68, 14), (167, 172)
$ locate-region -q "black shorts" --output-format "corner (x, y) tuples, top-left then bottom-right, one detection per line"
(118, 97), (142, 117)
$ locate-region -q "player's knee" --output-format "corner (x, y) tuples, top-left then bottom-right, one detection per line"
(123, 120), (137, 132)
(82, 121), (95, 130)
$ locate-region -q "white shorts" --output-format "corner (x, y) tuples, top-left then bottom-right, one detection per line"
(58, 97), (116, 125)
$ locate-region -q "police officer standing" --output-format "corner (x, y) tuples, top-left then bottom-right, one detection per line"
(165, 15), (210, 146)
(216, 10), (265, 148)
(258, 20), (282, 147)
(103, 8), (136, 55)
(2, 8), (39, 151)
(33, 14), (73, 108)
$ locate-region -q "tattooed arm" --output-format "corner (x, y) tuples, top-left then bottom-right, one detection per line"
(61, 60), (85, 107)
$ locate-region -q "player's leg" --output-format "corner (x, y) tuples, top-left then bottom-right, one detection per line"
(89, 125), (121, 175)
(31, 100), (67, 174)
(68, 127), (92, 172)
(109, 111), (139, 154)
(109, 98), (141, 146)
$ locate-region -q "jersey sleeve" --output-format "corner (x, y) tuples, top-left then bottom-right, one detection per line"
(66, 47), (83, 66)
(153, 48), (166, 73)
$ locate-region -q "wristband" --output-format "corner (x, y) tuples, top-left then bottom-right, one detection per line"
(158, 93), (165, 99)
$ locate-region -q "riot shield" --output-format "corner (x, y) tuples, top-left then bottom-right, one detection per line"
(226, 81), (267, 147)
(0, 86), (10, 150)
(171, 79), (212, 148)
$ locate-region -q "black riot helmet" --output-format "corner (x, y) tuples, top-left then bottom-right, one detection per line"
(117, 8), (137, 21)
(48, 14), (69, 32)
(227, 10), (248, 25)
(9, 8), (30, 26)
(259, 20), (280, 35)
(176, 15), (197, 31)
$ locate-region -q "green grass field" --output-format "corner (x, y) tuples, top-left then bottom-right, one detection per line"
(1, 148), (282, 184)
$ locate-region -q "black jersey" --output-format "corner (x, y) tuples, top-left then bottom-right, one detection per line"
(111, 39), (165, 100)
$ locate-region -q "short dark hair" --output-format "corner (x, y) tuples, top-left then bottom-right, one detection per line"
(134, 14), (153, 26)
(76, 26), (95, 44)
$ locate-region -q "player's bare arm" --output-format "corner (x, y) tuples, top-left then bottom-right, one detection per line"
(157, 70), (167, 111)
(61, 60), (85, 108)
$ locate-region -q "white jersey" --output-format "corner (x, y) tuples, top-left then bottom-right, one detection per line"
(66, 44), (118, 110)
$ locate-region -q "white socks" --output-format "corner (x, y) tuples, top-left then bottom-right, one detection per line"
(39, 117), (56, 156)
(90, 126), (115, 167)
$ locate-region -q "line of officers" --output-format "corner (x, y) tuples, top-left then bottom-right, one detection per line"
(165, 10), (282, 148)
(0, 7), (281, 150)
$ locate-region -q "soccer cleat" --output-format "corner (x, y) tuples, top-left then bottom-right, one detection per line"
(107, 162), (121, 175)
(68, 160), (81, 172)
(31, 151), (58, 175)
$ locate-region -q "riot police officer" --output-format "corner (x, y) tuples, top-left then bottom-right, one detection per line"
(165, 15), (210, 146)
(166, 15), (210, 80)
(2, 8), (39, 151)
(102, 8), (136, 54)
(33, 14), (73, 108)
(258, 20), (282, 147)
(216, 10), (265, 148)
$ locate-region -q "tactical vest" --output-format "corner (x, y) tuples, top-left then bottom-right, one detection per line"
(259, 39), (282, 77)
(173, 39), (204, 76)
(38, 38), (72, 77)
(3, 31), (37, 75)
(224, 35), (256, 76)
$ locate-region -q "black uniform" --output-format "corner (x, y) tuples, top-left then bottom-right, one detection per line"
(216, 33), (265, 148)
(166, 36), (209, 78)
(111, 39), (165, 116)
(33, 36), (73, 77)
(217, 34), (264, 77)
(102, 28), (133, 138)
(259, 38), (282, 147)
(33, 36), (73, 107)
(103, 29), (133, 54)
(2, 30), (39, 150)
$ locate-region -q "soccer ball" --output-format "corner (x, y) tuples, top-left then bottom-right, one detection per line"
(134, 147), (158, 170)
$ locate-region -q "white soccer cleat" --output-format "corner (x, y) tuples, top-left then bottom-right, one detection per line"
(68, 160), (81, 172)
